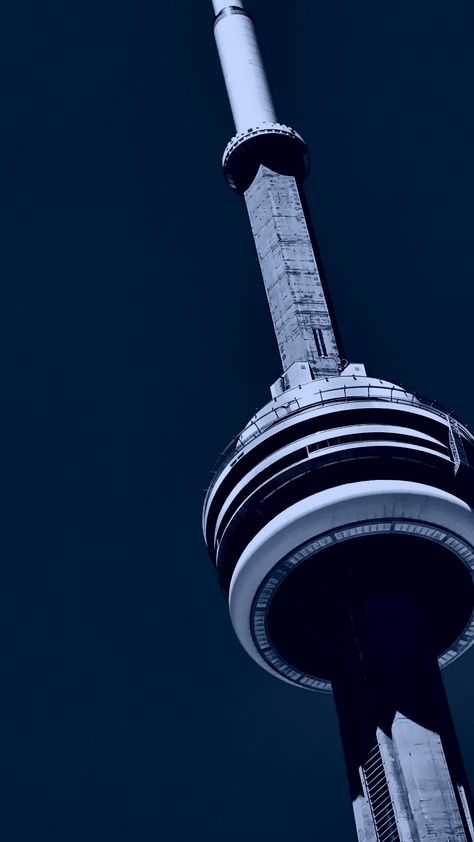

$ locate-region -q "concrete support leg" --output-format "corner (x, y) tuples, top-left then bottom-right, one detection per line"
(329, 591), (474, 841)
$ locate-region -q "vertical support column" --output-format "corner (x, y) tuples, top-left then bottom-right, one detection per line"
(331, 594), (473, 841)
(391, 714), (467, 840)
(245, 165), (340, 378)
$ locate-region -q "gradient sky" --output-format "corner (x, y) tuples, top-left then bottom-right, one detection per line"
(3, 0), (474, 839)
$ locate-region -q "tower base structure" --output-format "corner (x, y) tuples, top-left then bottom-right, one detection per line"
(203, 368), (474, 840)
(331, 569), (474, 841)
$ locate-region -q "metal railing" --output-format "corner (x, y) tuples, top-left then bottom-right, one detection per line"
(205, 384), (470, 504)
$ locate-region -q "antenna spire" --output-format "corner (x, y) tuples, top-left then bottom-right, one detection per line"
(212, 1), (276, 133)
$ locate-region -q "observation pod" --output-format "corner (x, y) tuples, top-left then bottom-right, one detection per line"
(204, 1), (474, 840)
(203, 371), (474, 691)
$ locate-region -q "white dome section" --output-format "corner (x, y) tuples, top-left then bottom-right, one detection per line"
(239, 374), (448, 448)
(203, 371), (464, 536)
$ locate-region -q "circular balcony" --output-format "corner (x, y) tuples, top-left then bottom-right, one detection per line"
(222, 123), (309, 192)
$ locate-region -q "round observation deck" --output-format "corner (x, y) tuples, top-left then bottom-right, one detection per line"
(222, 123), (309, 192)
(203, 374), (474, 691)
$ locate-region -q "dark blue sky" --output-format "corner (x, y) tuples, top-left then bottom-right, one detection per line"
(2, 1), (474, 839)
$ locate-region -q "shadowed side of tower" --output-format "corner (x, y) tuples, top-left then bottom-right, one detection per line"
(205, 2), (474, 839)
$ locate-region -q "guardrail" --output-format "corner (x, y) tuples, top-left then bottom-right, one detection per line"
(205, 384), (470, 504)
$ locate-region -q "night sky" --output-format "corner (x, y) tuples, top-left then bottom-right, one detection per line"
(3, 1), (474, 839)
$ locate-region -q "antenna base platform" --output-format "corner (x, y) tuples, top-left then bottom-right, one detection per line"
(222, 123), (309, 192)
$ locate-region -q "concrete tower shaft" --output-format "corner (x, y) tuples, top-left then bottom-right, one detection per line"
(205, 2), (474, 840)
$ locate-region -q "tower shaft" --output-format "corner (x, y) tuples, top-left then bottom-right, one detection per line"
(245, 167), (340, 377)
(331, 588), (474, 840)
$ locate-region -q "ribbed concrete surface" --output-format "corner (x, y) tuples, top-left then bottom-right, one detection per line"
(245, 165), (340, 378)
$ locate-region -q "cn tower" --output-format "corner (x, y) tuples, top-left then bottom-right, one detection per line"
(203, 2), (474, 839)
